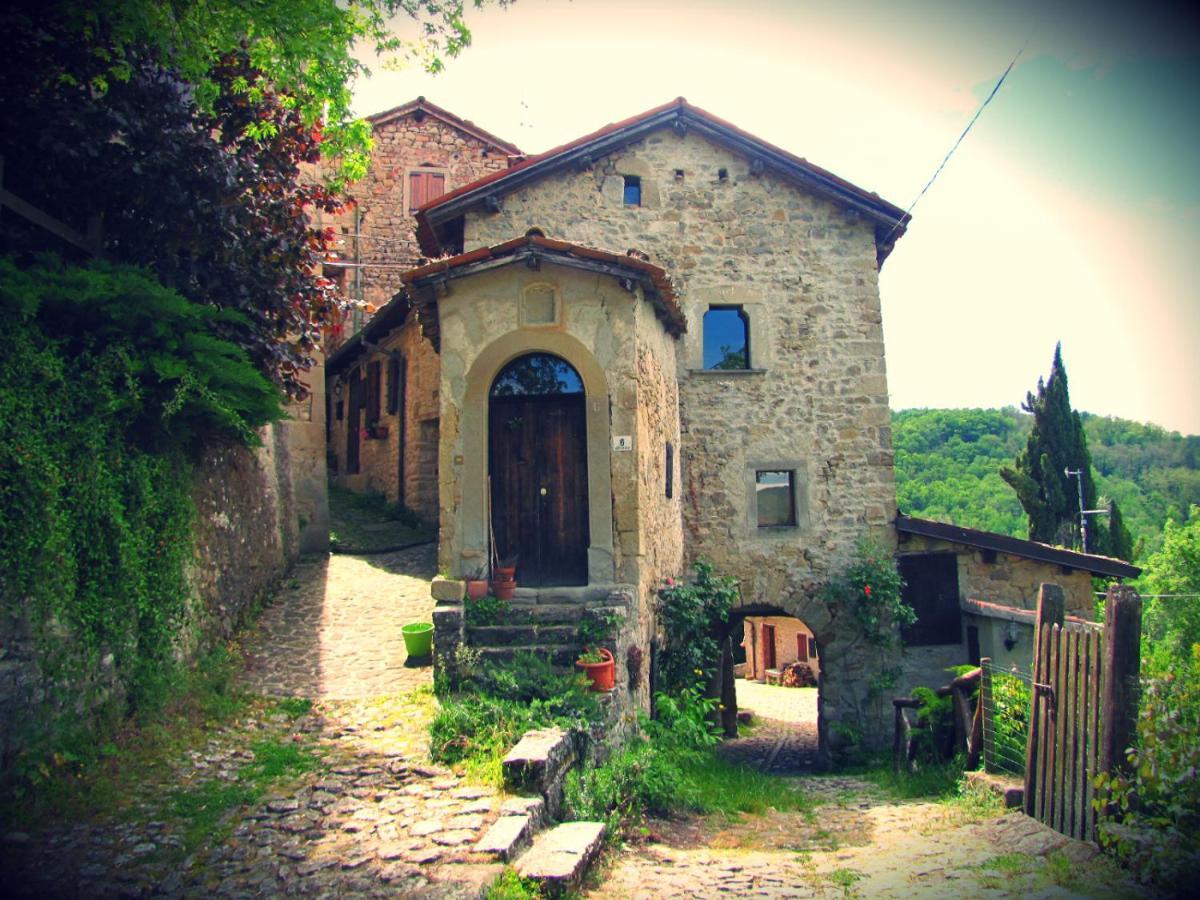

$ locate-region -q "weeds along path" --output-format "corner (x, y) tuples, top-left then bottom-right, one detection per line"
(591, 776), (1145, 899)
(2, 546), (513, 898)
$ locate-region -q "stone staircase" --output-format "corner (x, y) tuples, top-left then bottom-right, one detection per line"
(472, 728), (606, 893)
(464, 585), (632, 670)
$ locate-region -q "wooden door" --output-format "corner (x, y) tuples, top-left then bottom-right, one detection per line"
(762, 624), (777, 670)
(488, 354), (589, 587)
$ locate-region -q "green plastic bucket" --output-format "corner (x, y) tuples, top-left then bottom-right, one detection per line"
(402, 622), (434, 657)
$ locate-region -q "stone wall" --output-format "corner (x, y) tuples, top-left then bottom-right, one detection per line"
(1, 422), (314, 778)
(462, 128), (898, 757)
(328, 321), (442, 521)
(345, 112), (513, 313)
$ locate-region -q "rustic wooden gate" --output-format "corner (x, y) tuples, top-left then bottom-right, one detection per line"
(1023, 584), (1141, 842)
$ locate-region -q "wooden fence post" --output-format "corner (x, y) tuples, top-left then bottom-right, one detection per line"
(1099, 585), (1142, 782)
(1024, 583), (1065, 816)
(719, 634), (738, 738)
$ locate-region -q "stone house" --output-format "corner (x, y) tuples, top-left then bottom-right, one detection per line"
(742, 615), (821, 684)
(325, 98), (1136, 761)
(323, 97), (520, 519)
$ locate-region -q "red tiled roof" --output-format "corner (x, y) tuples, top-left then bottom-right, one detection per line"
(366, 96), (521, 155)
(414, 98), (909, 264)
(400, 235), (685, 346)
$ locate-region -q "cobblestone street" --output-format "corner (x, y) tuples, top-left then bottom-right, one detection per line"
(721, 682), (820, 773)
(2, 544), (512, 898)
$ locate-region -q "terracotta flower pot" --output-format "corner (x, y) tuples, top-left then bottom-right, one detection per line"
(490, 578), (516, 601)
(494, 565), (517, 582)
(576, 647), (616, 692)
(466, 579), (489, 601)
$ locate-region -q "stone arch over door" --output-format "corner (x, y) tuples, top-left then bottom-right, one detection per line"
(459, 332), (614, 585)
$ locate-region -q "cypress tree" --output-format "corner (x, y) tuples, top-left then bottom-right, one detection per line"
(1001, 344), (1101, 549)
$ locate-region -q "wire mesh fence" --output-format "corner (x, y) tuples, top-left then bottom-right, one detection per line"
(980, 658), (1032, 777)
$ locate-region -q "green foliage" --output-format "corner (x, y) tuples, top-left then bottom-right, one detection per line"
(0, 259), (281, 801)
(988, 671), (1031, 776)
(21, 0), (505, 186)
(1094, 645), (1200, 890)
(427, 653), (601, 784)
(657, 560), (738, 693)
(1000, 344), (1109, 550)
(465, 594), (511, 627)
(1138, 507), (1200, 671)
(562, 682), (808, 835)
(823, 540), (912, 646)
(486, 868), (543, 900)
(576, 609), (624, 649)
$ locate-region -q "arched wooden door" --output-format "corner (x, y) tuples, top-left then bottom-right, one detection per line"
(488, 353), (590, 586)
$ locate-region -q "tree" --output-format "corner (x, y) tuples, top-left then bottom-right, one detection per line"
(1138, 507), (1200, 671)
(26, 0), (507, 184)
(1001, 344), (1100, 547)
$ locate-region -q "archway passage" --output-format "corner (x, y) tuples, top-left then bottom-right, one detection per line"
(488, 353), (590, 587)
(720, 609), (821, 772)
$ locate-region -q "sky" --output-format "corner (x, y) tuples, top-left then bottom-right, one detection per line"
(351, 0), (1200, 435)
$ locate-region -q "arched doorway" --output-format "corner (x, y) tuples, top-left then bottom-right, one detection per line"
(488, 353), (590, 586)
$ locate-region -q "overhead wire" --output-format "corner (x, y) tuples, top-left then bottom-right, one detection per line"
(881, 34), (1032, 248)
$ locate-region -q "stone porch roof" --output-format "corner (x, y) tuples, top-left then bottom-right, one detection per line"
(414, 97), (910, 266)
(399, 235), (685, 351)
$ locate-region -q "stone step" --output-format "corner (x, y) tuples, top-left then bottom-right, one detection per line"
(503, 603), (588, 624)
(469, 624), (580, 647)
(476, 645), (581, 668)
(514, 821), (606, 892)
(512, 585), (634, 606)
(474, 796), (545, 861)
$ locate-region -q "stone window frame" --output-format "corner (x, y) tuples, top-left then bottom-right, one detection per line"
(518, 282), (561, 328)
(744, 460), (810, 539)
(688, 289), (769, 376)
(406, 166), (449, 215)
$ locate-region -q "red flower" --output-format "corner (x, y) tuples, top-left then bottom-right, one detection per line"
(864, 585), (872, 597)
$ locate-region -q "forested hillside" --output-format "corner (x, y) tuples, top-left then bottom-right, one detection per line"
(893, 408), (1200, 559)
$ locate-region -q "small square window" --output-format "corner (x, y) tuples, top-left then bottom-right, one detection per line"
(756, 470), (796, 527)
(623, 176), (641, 206)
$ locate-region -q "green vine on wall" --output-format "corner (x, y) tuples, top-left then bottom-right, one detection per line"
(0, 257), (283, 783)
(822, 539), (913, 646)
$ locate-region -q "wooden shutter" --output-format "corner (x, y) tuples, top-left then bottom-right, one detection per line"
(366, 361), (382, 422)
(409, 171), (446, 212)
(796, 634), (808, 662)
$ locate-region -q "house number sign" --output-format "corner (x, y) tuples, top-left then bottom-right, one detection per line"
(612, 435), (633, 451)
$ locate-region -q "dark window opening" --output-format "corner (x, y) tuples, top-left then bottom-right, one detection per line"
(703, 306), (750, 370)
(367, 361), (382, 422)
(666, 441), (674, 499)
(623, 175), (641, 206)
(386, 357), (402, 415)
(899, 553), (962, 646)
(756, 470), (796, 528)
(808, 636), (818, 658)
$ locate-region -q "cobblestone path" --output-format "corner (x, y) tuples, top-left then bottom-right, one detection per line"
(593, 777), (1139, 899)
(720, 682), (819, 773)
(2, 546), (513, 898)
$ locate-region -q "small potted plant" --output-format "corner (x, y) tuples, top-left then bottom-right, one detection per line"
(465, 564), (489, 601)
(574, 610), (624, 692)
(490, 554), (518, 600)
(575, 647), (615, 692)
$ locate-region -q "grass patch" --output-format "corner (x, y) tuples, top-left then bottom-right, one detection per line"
(827, 867), (865, 897)
(485, 867), (544, 899)
(328, 485), (432, 553)
(978, 852), (1036, 875)
(273, 697), (313, 719)
(683, 752), (811, 817)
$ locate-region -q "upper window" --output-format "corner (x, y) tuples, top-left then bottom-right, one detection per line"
(409, 170), (446, 213)
(490, 353), (584, 398)
(755, 470), (796, 527)
(623, 176), (642, 206)
(703, 306), (750, 370)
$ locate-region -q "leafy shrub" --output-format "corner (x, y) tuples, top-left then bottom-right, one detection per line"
(1094, 645), (1200, 889)
(822, 539), (912, 646)
(657, 560), (738, 692)
(465, 595), (511, 627)
(988, 670), (1030, 775)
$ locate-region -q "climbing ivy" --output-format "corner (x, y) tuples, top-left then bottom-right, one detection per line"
(823, 539), (913, 646)
(0, 258), (282, 782)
